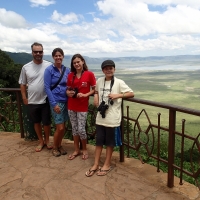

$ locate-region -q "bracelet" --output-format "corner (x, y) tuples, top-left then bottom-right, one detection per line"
(123, 93), (125, 98)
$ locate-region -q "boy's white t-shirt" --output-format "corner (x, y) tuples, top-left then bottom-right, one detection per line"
(95, 77), (133, 127)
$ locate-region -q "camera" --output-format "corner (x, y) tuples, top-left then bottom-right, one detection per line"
(97, 101), (109, 118)
(69, 87), (79, 98)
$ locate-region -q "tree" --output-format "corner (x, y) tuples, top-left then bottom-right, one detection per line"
(0, 49), (22, 88)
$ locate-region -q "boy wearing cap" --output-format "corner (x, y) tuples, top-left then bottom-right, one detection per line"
(85, 60), (134, 177)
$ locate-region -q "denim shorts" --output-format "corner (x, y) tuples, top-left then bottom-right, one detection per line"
(50, 102), (68, 124)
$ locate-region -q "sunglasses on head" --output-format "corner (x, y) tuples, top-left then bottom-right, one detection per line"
(32, 51), (43, 54)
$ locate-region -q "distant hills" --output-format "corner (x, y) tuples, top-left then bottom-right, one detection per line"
(4, 51), (105, 66)
(4, 51), (200, 69)
(5, 51), (33, 65)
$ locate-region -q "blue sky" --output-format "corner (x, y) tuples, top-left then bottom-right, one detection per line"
(1, 0), (200, 57)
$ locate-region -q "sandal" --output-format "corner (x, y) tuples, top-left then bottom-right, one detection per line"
(96, 166), (113, 176)
(82, 154), (89, 160)
(35, 144), (44, 152)
(85, 166), (101, 177)
(52, 148), (61, 157)
(46, 143), (53, 149)
(59, 146), (67, 155)
(68, 152), (81, 160)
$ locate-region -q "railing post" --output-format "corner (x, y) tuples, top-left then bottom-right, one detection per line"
(120, 99), (124, 162)
(167, 108), (176, 188)
(16, 91), (24, 138)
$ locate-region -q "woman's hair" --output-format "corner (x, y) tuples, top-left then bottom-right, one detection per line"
(70, 54), (88, 73)
(52, 48), (64, 57)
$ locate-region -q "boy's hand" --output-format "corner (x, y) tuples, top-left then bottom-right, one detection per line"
(108, 93), (121, 100)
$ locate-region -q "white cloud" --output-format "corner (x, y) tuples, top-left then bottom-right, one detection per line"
(97, 0), (200, 8)
(0, 23), (60, 53)
(29, 0), (56, 7)
(51, 10), (80, 24)
(0, 8), (27, 28)
(142, 0), (200, 8)
(97, 1), (200, 36)
(1, 0), (200, 57)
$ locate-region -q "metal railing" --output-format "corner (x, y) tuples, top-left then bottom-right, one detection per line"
(0, 88), (199, 190)
(0, 88), (24, 137)
(120, 98), (200, 189)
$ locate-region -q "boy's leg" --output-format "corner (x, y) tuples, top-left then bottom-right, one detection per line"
(96, 146), (114, 176)
(85, 145), (102, 176)
(89, 145), (103, 170)
(85, 146), (103, 177)
(101, 146), (114, 170)
(98, 126), (115, 170)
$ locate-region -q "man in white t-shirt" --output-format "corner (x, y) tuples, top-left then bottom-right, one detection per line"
(85, 60), (134, 177)
(19, 42), (52, 152)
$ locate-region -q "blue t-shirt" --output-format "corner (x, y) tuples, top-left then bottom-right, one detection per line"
(44, 64), (70, 108)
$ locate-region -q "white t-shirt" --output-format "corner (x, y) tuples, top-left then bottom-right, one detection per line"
(18, 60), (52, 104)
(95, 77), (133, 127)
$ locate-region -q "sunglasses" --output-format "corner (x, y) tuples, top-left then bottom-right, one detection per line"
(32, 51), (43, 54)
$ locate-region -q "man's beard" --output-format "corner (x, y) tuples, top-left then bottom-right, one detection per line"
(34, 55), (42, 61)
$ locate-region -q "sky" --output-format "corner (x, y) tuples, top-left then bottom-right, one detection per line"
(1, 0), (200, 57)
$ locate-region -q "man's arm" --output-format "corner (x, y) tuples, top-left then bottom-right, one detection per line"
(20, 84), (28, 105)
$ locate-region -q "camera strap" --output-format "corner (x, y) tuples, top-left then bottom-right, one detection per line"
(51, 66), (66, 91)
(71, 70), (84, 88)
(101, 76), (114, 103)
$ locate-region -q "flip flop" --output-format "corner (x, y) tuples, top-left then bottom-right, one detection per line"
(68, 152), (81, 160)
(85, 166), (101, 177)
(96, 166), (113, 176)
(82, 153), (89, 160)
(35, 145), (44, 152)
(46, 143), (53, 149)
